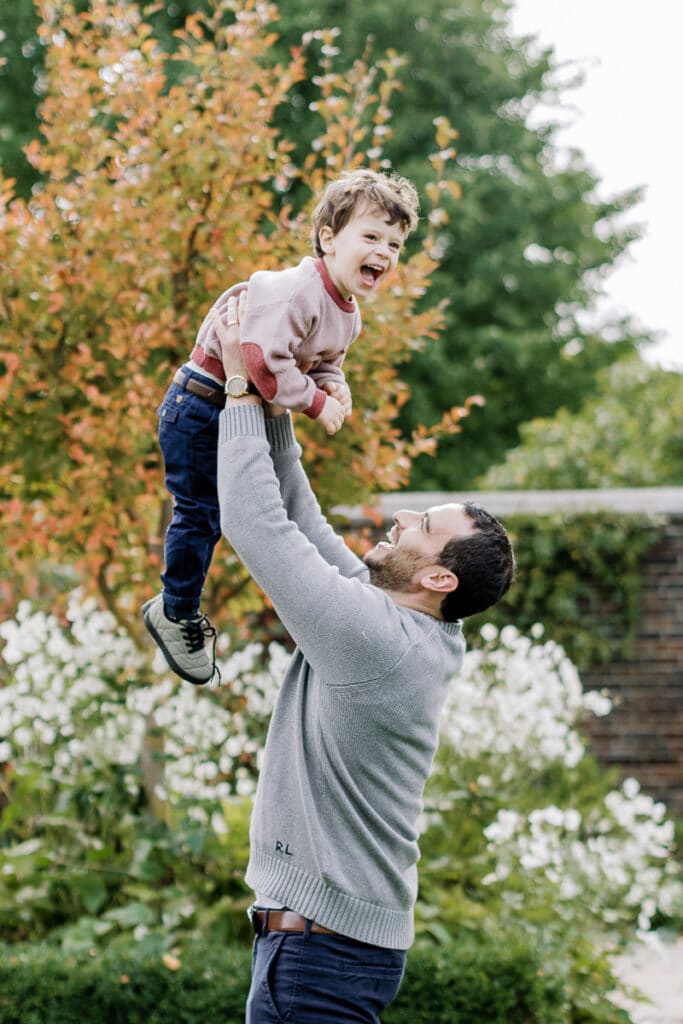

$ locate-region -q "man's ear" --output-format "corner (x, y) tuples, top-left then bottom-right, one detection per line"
(318, 224), (335, 254)
(420, 568), (458, 595)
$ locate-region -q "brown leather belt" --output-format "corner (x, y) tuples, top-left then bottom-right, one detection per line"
(250, 909), (337, 936)
(173, 368), (225, 408)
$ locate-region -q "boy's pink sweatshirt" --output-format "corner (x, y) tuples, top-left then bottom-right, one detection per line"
(190, 256), (361, 418)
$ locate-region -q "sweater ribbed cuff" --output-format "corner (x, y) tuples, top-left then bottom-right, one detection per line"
(264, 411), (297, 453)
(218, 403), (267, 443)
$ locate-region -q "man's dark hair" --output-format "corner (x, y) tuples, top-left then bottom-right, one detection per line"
(438, 502), (515, 622)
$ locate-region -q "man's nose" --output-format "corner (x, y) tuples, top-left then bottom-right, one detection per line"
(393, 509), (418, 528)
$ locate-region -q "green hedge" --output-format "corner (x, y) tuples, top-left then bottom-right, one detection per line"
(464, 511), (658, 668)
(385, 944), (569, 1024)
(0, 937), (577, 1024)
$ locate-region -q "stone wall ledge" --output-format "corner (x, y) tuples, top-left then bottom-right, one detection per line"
(336, 487), (683, 522)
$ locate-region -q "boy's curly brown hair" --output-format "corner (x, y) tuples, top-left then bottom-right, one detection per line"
(310, 168), (419, 257)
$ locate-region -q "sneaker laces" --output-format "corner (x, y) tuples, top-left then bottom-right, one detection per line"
(181, 615), (221, 684)
(181, 614), (215, 653)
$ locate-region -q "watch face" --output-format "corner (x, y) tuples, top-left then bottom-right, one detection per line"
(226, 376), (248, 397)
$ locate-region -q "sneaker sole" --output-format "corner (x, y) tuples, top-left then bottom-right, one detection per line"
(142, 599), (214, 685)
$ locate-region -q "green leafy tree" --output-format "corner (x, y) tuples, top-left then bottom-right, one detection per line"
(1, 0), (648, 489)
(268, 0), (646, 486)
(480, 357), (683, 489)
(0, 0), (217, 199)
(0, 0), (42, 197)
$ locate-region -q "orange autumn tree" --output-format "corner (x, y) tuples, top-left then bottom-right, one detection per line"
(0, 0), (471, 638)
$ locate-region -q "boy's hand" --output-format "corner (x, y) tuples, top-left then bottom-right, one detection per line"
(323, 381), (352, 417)
(318, 394), (345, 435)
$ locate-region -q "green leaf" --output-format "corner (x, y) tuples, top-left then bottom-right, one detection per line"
(104, 902), (156, 928)
(69, 874), (108, 915)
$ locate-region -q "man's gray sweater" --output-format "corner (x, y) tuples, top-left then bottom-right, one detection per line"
(217, 405), (465, 949)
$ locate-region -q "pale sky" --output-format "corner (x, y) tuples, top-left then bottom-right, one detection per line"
(510, 0), (682, 370)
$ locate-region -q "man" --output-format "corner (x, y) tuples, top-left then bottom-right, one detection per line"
(217, 293), (515, 1023)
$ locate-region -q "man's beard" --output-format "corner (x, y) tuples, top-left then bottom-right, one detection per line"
(364, 547), (432, 592)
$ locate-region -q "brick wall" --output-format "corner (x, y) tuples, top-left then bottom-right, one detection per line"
(339, 488), (683, 814)
(581, 514), (683, 814)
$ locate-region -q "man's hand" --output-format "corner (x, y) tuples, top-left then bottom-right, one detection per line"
(217, 291), (262, 408)
(317, 394), (345, 435)
(323, 381), (352, 417)
(218, 291), (249, 378)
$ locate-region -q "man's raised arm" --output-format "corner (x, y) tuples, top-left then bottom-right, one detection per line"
(217, 293), (366, 581)
(263, 411), (366, 581)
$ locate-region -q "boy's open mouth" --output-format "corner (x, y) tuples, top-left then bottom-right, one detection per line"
(360, 263), (383, 286)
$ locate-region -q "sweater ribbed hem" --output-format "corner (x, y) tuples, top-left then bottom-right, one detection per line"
(246, 849), (414, 950)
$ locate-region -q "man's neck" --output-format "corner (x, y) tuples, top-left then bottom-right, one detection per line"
(384, 589), (443, 621)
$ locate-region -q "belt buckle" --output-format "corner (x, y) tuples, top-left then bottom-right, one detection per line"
(247, 905), (264, 935)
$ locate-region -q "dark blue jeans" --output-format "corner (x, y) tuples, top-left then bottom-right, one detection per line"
(246, 922), (406, 1023)
(157, 370), (223, 618)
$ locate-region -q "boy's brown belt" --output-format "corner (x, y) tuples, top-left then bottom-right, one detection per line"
(173, 369), (225, 408)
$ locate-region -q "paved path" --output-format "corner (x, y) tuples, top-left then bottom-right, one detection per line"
(614, 937), (683, 1024)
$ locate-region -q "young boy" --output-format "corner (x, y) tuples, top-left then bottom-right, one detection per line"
(143, 168), (419, 684)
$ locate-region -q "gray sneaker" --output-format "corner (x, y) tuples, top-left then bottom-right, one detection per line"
(142, 594), (217, 685)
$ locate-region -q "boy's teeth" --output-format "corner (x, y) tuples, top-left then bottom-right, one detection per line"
(361, 264), (382, 282)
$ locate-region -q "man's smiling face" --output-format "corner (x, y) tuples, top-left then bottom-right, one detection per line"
(364, 504), (477, 593)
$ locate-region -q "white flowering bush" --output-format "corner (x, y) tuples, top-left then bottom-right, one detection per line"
(0, 592), (284, 801)
(0, 591), (283, 951)
(482, 780), (680, 932)
(1, 597), (680, 989)
(441, 623), (612, 777)
(418, 623), (683, 1017)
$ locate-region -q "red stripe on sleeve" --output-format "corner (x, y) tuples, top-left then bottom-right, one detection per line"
(304, 388), (327, 419)
(242, 342), (278, 401)
(190, 344), (226, 381)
